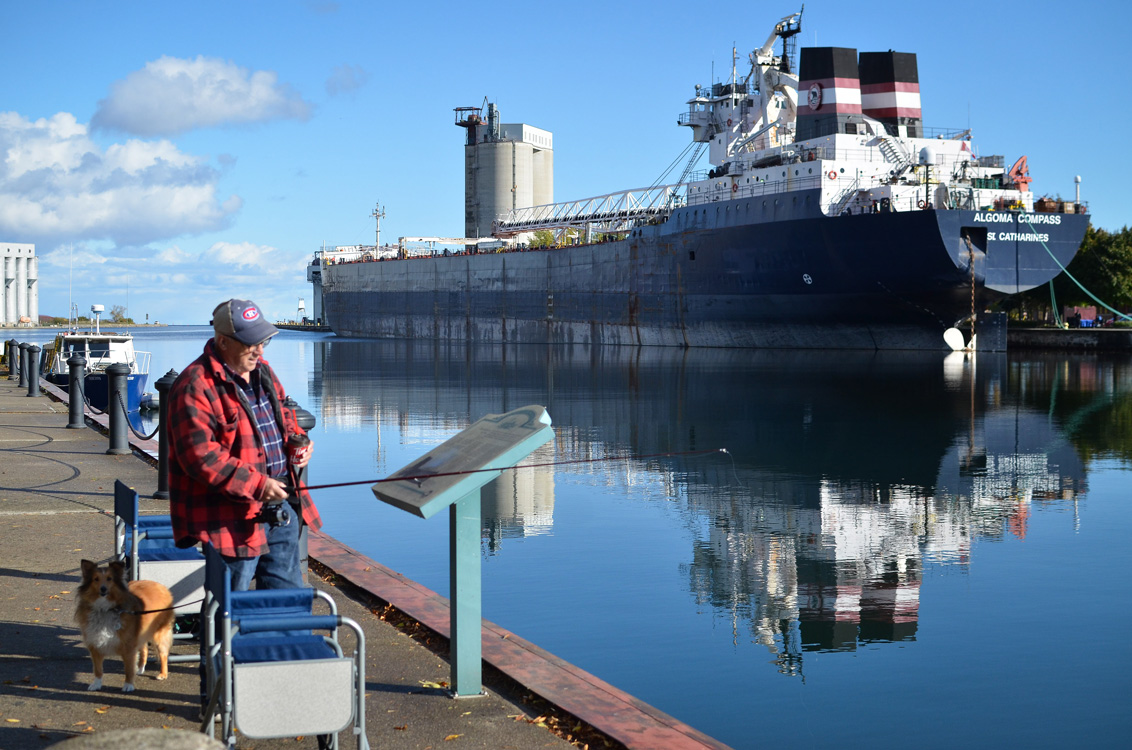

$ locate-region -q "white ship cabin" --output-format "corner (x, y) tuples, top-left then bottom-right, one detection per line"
(48, 333), (149, 375)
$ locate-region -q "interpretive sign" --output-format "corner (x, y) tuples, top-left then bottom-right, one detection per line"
(371, 404), (554, 697)
(373, 405), (554, 519)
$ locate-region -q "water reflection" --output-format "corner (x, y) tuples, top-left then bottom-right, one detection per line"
(309, 341), (1125, 678)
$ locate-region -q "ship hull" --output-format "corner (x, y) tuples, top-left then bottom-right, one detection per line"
(322, 203), (1088, 350)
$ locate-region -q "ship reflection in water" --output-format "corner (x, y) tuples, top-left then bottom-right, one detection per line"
(306, 339), (1125, 747)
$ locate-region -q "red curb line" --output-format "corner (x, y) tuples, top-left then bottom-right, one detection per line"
(309, 529), (731, 750)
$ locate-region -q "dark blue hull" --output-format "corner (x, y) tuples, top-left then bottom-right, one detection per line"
(322, 204), (1088, 350)
(45, 372), (148, 413)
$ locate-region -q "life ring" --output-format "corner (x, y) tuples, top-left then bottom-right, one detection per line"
(732, 183), (738, 193)
(806, 152), (815, 162)
(918, 199), (927, 209)
(827, 170), (837, 180)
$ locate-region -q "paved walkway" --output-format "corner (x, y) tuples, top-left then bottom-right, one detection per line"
(0, 366), (729, 749)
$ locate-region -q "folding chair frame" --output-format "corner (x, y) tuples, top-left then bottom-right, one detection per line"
(200, 543), (369, 750)
(113, 480), (204, 662)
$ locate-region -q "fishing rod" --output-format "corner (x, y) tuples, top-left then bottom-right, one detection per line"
(293, 448), (729, 492)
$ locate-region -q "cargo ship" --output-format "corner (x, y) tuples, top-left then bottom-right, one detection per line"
(314, 9), (1088, 350)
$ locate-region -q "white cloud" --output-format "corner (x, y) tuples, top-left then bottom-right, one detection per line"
(326, 64), (369, 96)
(0, 111), (240, 246)
(92, 56), (312, 136)
(199, 241), (299, 277)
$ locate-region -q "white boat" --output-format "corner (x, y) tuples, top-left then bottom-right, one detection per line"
(41, 308), (151, 412)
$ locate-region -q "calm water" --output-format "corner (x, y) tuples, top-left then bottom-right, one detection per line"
(19, 326), (1132, 748)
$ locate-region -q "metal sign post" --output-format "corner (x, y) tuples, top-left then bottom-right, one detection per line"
(372, 405), (554, 697)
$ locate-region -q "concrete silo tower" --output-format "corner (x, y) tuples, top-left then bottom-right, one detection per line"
(455, 102), (553, 238)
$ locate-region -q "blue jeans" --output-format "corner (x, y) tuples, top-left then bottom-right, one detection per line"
(223, 503), (305, 591)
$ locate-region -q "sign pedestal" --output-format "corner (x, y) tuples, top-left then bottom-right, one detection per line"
(373, 405), (554, 697)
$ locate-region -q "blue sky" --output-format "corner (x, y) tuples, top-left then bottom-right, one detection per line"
(3, 0), (1128, 324)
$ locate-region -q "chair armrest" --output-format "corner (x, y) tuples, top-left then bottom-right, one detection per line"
(235, 614), (341, 634)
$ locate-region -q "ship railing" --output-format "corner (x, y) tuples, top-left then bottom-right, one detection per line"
(687, 172), (828, 205)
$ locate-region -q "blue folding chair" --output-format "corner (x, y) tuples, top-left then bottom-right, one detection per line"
(113, 480), (204, 661)
(201, 542), (369, 749)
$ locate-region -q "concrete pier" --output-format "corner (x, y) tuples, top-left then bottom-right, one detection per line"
(0, 375), (730, 750)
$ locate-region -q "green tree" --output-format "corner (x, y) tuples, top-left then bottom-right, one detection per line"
(529, 230), (556, 248)
(1055, 225), (1132, 309)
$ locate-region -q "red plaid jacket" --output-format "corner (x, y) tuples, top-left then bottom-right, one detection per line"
(167, 339), (321, 557)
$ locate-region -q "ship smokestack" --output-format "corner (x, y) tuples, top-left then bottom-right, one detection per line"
(859, 51), (921, 137)
(796, 47), (862, 140)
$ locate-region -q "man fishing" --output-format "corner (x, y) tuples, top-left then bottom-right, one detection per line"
(167, 298), (320, 591)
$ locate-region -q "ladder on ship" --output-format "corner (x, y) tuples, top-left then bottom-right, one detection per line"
(828, 176), (863, 216)
(878, 137), (914, 177)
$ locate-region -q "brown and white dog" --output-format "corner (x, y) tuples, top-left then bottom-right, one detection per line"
(75, 559), (175, 692)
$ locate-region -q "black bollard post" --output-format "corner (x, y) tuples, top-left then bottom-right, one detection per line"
(5, 339), (16, 382)
(67, 355), (87, 429)
(152, 369), (178, 499)
(283, 396), (316, 583)
(106, 362), (131, 455)
(18, 343), (29, 387)
(26, 345), (41, 397)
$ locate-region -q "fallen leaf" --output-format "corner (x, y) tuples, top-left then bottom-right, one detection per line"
(419, 680), (445, 689)
(95, 706), (110, 714)
(72, 722), (87, 727)
(394, 725), (407, 731)
(5, 718), (19, 723)
(444, 734), (462, 741)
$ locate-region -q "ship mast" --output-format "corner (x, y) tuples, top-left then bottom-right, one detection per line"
(371, 202), (386, 248)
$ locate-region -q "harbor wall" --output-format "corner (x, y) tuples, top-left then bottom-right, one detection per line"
(1008, 327), (1132, 351)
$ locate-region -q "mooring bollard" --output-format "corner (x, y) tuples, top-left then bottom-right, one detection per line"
(283, 396), (316, 583)
(4, 339), (15, 379)
(67, 355), (87, 429)
(26, 345), (41, 397)
(153, 369), (178, 499)
(17, 343), (29, 387)
(106, 362), (131, 455)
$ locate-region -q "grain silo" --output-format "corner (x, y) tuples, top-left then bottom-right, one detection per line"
(455, 102), (553, 238)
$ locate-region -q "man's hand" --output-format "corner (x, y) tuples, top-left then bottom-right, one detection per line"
(259, 476), (291, 503)
(291, 439), (313, 469)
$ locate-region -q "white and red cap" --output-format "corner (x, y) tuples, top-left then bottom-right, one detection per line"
(211, 299), (279, 346)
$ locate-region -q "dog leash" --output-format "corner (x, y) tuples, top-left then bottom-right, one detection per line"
(121, 598), (204, 616)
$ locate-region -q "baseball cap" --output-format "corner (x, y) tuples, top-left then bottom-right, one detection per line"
(211, 299), (279, 346)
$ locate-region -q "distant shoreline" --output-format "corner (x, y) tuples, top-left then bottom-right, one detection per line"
(1, 323), (171, 329)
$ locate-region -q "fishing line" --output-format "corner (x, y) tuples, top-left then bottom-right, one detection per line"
(294, 448), (729, 492)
